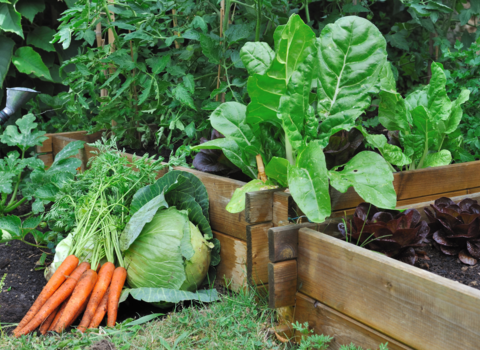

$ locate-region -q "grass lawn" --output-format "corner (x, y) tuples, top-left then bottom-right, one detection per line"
(0, 286), (388, 350)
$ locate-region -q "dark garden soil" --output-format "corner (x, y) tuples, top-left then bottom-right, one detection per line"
(416, 243), (480, 289)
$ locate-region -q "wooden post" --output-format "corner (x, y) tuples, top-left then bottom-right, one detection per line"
(268, 260), (297, 308)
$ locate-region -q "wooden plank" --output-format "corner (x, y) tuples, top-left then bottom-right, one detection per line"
(268, 223), (318, 263)
(468, 186), (480, 195)
(273, 191), (293, 226)
(245, 189), (278, 224)
(38, 153), (53, 168)
(37, 137), (52, 153)
(294, 293), (411, 350)
(297, 227), (480, 350)
(247, 222), (273, 285)
(213, 231), (247, 292)
(268, 260), (297, 308)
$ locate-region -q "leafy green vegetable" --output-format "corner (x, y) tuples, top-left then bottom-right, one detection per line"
(193, 15), (397, 222)
(372, 62), (470, 170)
(122, 169), (219, 307)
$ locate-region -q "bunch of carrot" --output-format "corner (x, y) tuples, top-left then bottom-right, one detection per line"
(13, 255), (127, 337)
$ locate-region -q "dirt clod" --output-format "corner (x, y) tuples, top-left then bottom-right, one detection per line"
(89, 340), (117, 350)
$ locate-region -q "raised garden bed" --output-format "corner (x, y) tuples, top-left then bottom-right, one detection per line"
(37, 132), (480, 297)
(268, 193), (480, 350)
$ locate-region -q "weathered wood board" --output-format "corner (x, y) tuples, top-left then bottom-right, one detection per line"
(297, 227), (480, 350)
(212, 231), (247, 291)
(268, 260), (297, 309)
(247, 222), (273, 285)
(295, 293), (412, 350)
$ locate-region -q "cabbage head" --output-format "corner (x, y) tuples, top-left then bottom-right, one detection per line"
(124, 207), (213, 306)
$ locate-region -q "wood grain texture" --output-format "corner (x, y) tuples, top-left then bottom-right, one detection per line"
(268, 223), (318, 263)
(268, 260), (297, 309)
(213, 231), (247, 291)
(273, 191), (293, 226)
(297, 227), (480, 350)
(245, 189), (278, 224)
(294, 293), (412, 350)
(247, 222), (273, 285)
(38, 153), (53, 168)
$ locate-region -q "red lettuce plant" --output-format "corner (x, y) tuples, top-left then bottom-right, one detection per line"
(192, 130), (238, 174)
(424, 197), (480, 265)
(338, 203), (430, 265)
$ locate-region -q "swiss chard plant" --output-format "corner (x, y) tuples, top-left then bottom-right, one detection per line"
(364, 61), (470, 171)
(192, 15), (397, 223)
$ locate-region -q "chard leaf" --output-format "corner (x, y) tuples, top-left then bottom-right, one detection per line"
(402, 133), (425, 161)
(425, 62), (451, 121)
(317, 109), (364, 147)
(226, 179), (276, 213)
(378, 90), (411, 133)
(423, 150), (452, 168)
(288, 141), (331, 223)
(277, 15), (316, 151)
(317, 16), (386, 119)
(120, 287), (219, 304)
(192, 138), (257, 179)
(265, 157), (289, 187)
(245, 74), (285, 127)
(209, 102), (261, 155)
(245, 15), (315, 132)
(240, 42), (275, 75)
(358, 127), (411, 167)
(411, 105), (438, 150)
(329, 151), (396, 209)
(444, 89), (470, 134)
(379, 60), (396, 91)
(120, 193), (168, 252)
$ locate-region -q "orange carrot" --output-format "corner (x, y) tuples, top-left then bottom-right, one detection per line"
(65, 294), (91, 330)
(16, 262), (90, 337)
(13, 255), (79, 336)
(88, 287), (109, 329)
(78, 262), (114, 333)
(107, 267), (127, 327)
(49, 297), (70, 332)
(53, 269), (98, 333)
(39, 305), (58, 335)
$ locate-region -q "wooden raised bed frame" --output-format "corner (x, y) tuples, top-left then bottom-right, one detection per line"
(268, 193), (480, 350)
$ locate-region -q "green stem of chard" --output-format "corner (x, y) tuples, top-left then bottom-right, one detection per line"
(417, 136), (429, 169)
(286, 138), (295, 166)
(437, 135), (446, 152)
